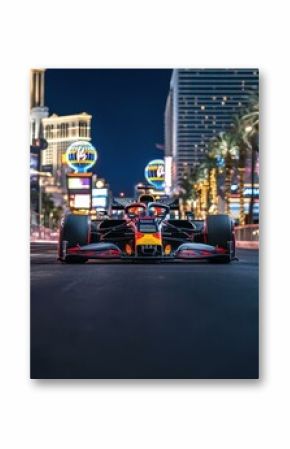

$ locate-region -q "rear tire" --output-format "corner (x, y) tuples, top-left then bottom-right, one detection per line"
(206, 214), (235, 262)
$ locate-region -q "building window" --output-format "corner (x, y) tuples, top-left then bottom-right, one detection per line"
(59, 123), (69, 138)
(71, 122), (75, 137)
(79, 121), (87, 137)
(45, 125), (54, 139)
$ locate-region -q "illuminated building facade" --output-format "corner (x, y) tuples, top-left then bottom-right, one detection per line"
(41, 113), (92, 185)
(164, 69), (259, 193)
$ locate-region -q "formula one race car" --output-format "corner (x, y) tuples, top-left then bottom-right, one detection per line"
(58, 200), (236, 264)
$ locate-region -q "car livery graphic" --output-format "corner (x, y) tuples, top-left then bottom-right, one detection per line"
(58, 194), (236, 264)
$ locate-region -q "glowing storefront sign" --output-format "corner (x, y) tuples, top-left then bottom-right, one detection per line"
(231, 184), (259, 197)
(144, 159), (165, 190)
(72, 194), (91, 209)
(244, 187), (259, 197)
(92, 188), (108, 209)
(65, 141), (97, 173)
(67, 177), (91, 190)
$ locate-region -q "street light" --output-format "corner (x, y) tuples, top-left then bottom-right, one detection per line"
(119, 192), (125, 198)
(96, 179), (105, 189)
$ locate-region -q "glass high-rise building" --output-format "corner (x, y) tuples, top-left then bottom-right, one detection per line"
(164, 68), (259, 193)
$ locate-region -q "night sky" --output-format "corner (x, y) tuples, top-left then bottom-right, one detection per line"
(45, 69), (172, 195)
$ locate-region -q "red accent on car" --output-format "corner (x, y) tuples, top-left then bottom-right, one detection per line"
(67, 247), (121, 257)
(200, 250), (213, 256)
(67, 246), (81, 253)
(135, 231), (144, 240)
(215, 246), (227, 254)
(108, 249), (121, 256)
(178, 249), (198, 257)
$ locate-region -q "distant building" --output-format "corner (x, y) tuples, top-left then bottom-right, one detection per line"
(30, 69), (50, 220)
(164, 68), (259, 193)
(30, 70), (94, 217)
(41, 112), (92, 186)
(30, 69), (49, 145)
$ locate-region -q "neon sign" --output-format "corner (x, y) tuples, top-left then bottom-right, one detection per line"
(65, 141), (97, 173)
(144, 159), (165, 190)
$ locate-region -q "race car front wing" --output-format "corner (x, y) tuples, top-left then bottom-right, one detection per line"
(60, 241), (233, 262)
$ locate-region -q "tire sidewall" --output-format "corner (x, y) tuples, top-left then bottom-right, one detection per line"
(59, 214), (90, 260)
(206, 214), (233, 251)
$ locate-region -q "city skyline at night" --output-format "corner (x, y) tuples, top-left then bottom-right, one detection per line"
(164, 69), (259, 192)
(45, 69), (172, 195)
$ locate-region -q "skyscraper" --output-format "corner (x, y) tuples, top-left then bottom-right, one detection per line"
(164, 68), (259, 193)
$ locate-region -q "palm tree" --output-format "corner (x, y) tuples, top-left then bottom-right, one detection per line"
(208, 132), (239, 215)
(196, 162), (210, 217)
(207, 144), (220, 215)
(229, 118), (251, 225)
(239, 93), (259, 222)
(42, 192), (55, 228)
(236, 134), (249, 225)
(179, 165), (199, 217)
(240, 93), (259, 134)
(179, 170), (196, 202)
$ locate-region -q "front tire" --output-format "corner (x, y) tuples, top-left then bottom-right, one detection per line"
(58, 214), (90, 262)
(206, 214), (235, 262)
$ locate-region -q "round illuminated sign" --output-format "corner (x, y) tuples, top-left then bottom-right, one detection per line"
(144, 159), (165, 190)
(65, 141), (97, 173)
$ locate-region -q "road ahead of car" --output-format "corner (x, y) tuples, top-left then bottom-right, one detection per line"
(31, 244), (259, 379)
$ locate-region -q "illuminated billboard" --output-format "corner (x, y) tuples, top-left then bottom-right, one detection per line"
(231, 184), (259, 198)
(144, 159), (165, 190)
(65, 141), (97, 173)
(66, 173), (92, 194)
(69, 194), (91, 209)
(92, 188), (108, 209)
(67, 177), (91, 190)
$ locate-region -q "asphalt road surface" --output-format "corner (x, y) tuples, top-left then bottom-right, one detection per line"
(31, 243), (259, 379)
